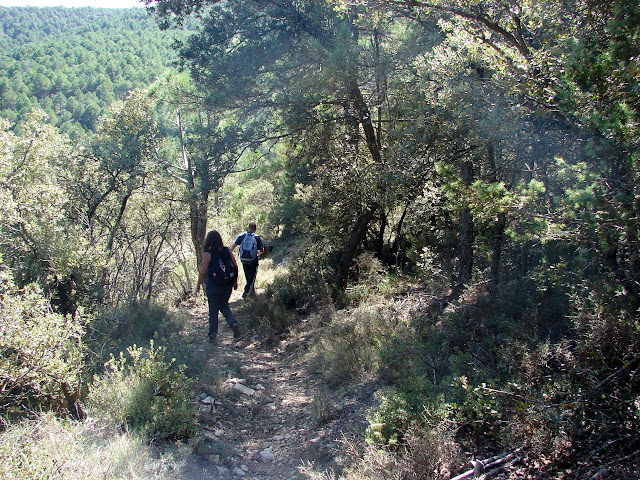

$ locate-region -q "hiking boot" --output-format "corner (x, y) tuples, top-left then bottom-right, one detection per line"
(232, 323), (241, 339)
(208, 335), (217, 344)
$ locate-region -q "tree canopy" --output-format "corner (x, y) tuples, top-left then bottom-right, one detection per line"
(0, 2), (639, 478)
(0, 6), (189, 136)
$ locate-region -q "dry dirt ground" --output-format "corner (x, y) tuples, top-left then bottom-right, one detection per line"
(176, 291), (373, 480)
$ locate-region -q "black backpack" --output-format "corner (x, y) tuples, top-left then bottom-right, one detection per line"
(207, 248), (238, 286)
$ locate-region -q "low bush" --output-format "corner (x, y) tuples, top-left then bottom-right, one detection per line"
(88, 302), (186, 361)
(0, 263), (86, 418)
(87, 340), (197, 441)
(345, 253), (399, 304)
(245, 254), (333, 338)
(353, 273), (640, 478)
(247, 293), (298, 340)
(308, 302), (407, 385)
(320, 410), (462, 480)
(269, 257), (332, 310)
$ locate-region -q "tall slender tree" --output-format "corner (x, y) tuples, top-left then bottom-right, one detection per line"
(151, 73), (254, 268)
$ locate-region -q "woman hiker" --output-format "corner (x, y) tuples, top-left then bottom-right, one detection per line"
(196, 230), (241, 343)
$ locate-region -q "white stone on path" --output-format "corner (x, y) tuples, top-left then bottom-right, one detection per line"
(260, 448), (275, 462)
(225, 378), (256, 395)
(233, 383), (256, 396)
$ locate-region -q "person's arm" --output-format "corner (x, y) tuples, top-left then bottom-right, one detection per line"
(230, 234), (243, 254)
(257, 237), (265, 257)
(229, 247), (239, 290)
(196, 251), (211, 294)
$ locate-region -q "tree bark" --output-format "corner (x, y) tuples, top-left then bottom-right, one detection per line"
(147, 221), (170, 301)
(336, 203), (378, 290)
(486, 139), (505, 293)
(377, 210), (387, 258)
(390, 202), (410, 268)
(106, 189), (133, 252)
(453, 160), (474, 290)
(490, 213), (506, 293)
(334, 81), (384, 291)
(190, 191), (209, 269)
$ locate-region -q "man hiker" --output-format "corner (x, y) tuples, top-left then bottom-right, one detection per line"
(231, 221), (265, 299)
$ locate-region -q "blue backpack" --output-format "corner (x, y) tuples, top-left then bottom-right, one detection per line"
(207, 248), (237, 286)
(239, 232), (258, 264)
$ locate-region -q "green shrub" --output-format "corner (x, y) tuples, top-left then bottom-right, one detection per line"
(0, 264), (86, 417)
(365, 378), (452, 447)
(268, 257), (332, 310)
(89, 302), (186, 361)
(355, 386), (463, 480)
(337, 421), (462, 480)
(310, 387), (339, 426)
(247, 293), (298, 339)
(332, 253), (412, 309)
(246, 255), (332, 338)
(307, 302), (409, 385)
(87, 340), (197, 441)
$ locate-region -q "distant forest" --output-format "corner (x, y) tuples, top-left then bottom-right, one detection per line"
(0, 7), (187, 137)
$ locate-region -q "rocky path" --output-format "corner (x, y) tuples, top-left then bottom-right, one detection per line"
(177, 295), (369, 480)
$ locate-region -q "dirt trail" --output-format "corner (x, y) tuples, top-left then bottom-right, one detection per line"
(177, 293), (369, 480)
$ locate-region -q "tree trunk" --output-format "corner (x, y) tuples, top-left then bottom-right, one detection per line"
(377, 210), (387, 259)
(333, 13), (383, 291)
(107, 189), (133, 252)
(453, 160), (474, 290)
(336, 203), (378, 290)
(348, 82), (382, 164)
(486, 139), (505, 293)
(520, 240), (531, 277)
(390, 202), (410, 269)
(147, 221), (170, 301)
(489, 213), (506, 293)
(334, 81), (384, 291)
(190, 191), (209, 269)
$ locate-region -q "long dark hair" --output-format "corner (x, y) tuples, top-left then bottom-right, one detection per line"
(203, 230), (224, 253)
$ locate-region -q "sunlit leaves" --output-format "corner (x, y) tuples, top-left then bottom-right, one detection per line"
(0, 259), (86, 414)
(0, 111), (90, 284)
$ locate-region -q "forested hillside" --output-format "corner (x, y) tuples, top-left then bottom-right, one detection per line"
(1, 1), (639, 479)
(0, 7), (187, 136)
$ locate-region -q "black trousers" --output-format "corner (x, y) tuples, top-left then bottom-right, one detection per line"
(205, 284), (236, 339)
(242, 261), (258, 296)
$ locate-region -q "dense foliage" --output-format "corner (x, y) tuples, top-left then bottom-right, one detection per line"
(0, 2), (638, 479)
(149, 0), (639, 476)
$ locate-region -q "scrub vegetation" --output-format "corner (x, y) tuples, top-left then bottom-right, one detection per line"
(0, 2), (638, 479)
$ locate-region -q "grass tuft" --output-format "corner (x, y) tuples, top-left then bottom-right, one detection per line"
(0, 413), (191, 480)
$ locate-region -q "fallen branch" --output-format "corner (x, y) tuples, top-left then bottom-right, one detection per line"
(545, 354), (640, 410)
(476, 385), (527, 400)
(583, 355), (640, 398)
(296, 294), (317, 315)
(574, 436), (626, 480)
(450, 448), (523, 480)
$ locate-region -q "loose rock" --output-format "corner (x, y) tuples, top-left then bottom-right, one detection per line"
(260, 448), (275, 462)
(233, 383), (256, 396)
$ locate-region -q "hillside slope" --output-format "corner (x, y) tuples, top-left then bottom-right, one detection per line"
(0, 6), (188, 136)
